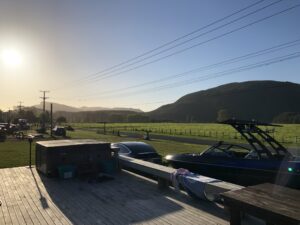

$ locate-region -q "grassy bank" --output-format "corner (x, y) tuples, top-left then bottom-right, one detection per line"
(0, 129), (208, 168)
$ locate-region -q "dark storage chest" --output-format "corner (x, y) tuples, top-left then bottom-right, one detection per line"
(35, 139), (113, 176)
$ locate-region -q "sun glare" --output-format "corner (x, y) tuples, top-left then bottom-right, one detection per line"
(1, 48), (23, 67)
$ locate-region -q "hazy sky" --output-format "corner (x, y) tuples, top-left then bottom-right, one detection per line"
(0, 0), (300, 111)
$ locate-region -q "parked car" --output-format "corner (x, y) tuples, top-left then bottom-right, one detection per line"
(111, 142), (162, 164)
(166, 119), (300, 189)
(17, 119), (30, 130)
(52, 126), (66, 136)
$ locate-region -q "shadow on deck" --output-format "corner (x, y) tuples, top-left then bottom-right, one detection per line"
(38, 170), (187, 224)
(0, 167), (262, 225)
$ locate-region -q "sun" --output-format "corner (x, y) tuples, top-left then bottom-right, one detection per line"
(1, 48), (23, 67)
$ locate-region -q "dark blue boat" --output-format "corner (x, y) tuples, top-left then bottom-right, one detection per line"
(166, 119), (300, 189)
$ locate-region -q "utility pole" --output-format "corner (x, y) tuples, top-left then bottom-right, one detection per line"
(8, 108), (11, 123)
(40, 90), (49, 132)
(40, 91), (49, 113)
(17, 101), (23, 113)
(50, 103), (53, 136)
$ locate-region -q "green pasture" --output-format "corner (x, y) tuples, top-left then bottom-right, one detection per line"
(0, 140), (36, 168)
(68, 129), (208, 156)
(0, 129), (208, 168)
(70, 122), (300, 146)
(0, 122), (299, 169)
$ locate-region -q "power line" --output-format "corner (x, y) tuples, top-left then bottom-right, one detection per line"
(85, 0), (273, 80)
(74, 39), (300, 98)
(89, 3), (299, 83)
(50, 2), (300, 102)
(140, 52), (300, 94)
(86, 52), (300, 99)
(152, 52), (300, 92)
(88, 0), (267, 78)
(51, 0), (269, 91)
(86, 0), (283, 81)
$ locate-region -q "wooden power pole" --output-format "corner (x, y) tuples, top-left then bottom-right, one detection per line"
(40, 90), (49, 132)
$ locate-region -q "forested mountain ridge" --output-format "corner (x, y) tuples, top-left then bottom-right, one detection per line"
(148, 81), (300, 123)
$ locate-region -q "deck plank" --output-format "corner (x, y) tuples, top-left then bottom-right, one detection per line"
(0, 167), (264, 225)
(0, 171), (13, 225)
(0, 169), (18, 225)
(3, 168), (34, 225)
(0, 169), (38, 225)
(3, 169), (24, 225)
(0, 182), (6, 225)
(8, 168), (46, 225)
(16, 167), (70, 225)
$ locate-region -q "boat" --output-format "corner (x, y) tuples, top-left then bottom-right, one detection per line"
(165, 119), (300, 188)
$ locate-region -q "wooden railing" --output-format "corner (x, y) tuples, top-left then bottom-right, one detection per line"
(118, 155), (243, 196)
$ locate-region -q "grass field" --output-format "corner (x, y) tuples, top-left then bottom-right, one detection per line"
(68, 129), (208, 156)
(0, 129), (208, 168)
(70, 122), (300, 146)
(0, 122), (299, 169)
(0, 140), (36, 168)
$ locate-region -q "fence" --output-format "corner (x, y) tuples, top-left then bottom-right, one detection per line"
(92, 125), (300, 145)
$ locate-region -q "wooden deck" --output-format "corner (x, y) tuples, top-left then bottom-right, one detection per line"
(0, 167), (262, 225)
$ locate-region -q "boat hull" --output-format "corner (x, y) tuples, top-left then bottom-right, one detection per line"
(167, 159), (300, 189)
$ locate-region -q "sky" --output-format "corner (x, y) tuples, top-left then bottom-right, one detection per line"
(0, 0), (300, 112)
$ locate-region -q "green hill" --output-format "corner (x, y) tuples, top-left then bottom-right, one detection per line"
(148, 81), (300, 123)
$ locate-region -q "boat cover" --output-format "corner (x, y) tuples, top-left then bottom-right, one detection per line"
(170, 168), (220, 201)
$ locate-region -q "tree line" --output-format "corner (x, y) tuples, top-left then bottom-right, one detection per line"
(0, 108), (299, 124)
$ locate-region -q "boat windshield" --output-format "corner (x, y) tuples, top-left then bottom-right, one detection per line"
(203, 143), (251, 158)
